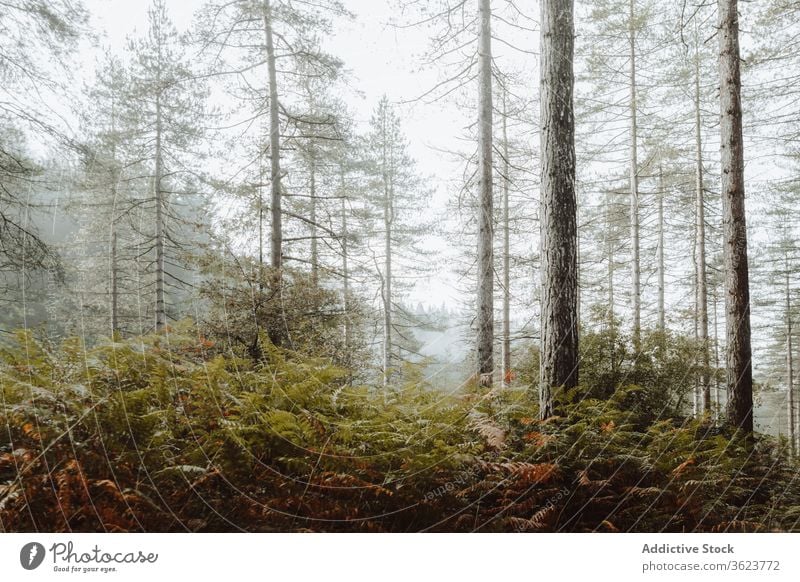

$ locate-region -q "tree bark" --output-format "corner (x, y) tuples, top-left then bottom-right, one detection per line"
(154, 93), (166, 332)
(264, 0), (282, 273)
(382, 110), (394, 387)
(786, 266), (795, 456)
(340, 167), (351, 355)
(629, 0), (641, 350)
(476, 0), (494, 387)
(263, 0), (284, 347)
(606, 193), (615, 330)
(310, 154), (318, 286)
(719, 0), (754, 434)
(695, 33), (711, 413)
(713, 287), (721, 421)
(539, 0), (578, 419)
(111, 228), (119, 336)
(657, 167), (665, 332)
(501, 92), (511, 387)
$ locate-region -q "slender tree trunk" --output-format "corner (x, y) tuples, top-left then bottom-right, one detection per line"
(154, 94), (166, 332)
(713, 287), (721, 420)
(310, 154), (318, 286)
(629, 0), (641, 349)
(539, 0), (578, 419)
(501, 93), (511, 387)
(340, 168), (351, 355)
(264, 0), (282, 272)
(382, 116), (394, 387)
(111, 228), (119, 336)
(606, 194), (615, 330)
(109, 89), (120, 338)
(263, 0), (284, 347)
(657, 167), (665, 332)
(786, 266), (795, 456)
(258, 171), (265, 290)
(695, 35), (711, 413)
(476, 0), (494, 387)
(719, 0), (754, 434)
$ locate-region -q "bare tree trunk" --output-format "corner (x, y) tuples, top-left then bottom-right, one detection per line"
(629, 0), (641, 349)
(111, 228), (119, 335)
(340, 168), (351, 355)
(258, 164), (265, 290)
(263, 0), (284, 347)
(154, 94), (166, 332)
(606, 194), (615, 330)
(713, 287), (721, 420)
(539, 0), (578, 419)
(719, 0), (753, 434)
(501, 93), (511, 387)
(263, 0), (282, 272)
(382, 117), (394, 387)
(695, 34), (711, 413)
(657, 167), (665, 332)
(310, 154), (318, 286)
(476, 0), (494, 387)
(786, 266), (795, 456)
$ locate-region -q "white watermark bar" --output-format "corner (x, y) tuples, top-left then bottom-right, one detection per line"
(0, 534), (796, 581)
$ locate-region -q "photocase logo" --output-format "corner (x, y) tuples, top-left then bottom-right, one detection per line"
(20, 542), (46, 570)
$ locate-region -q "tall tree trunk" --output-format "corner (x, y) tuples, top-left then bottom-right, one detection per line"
(606, 193), (615, 330)
(713, 287), (721, 420)
(111, 227), (119, 335)
(476, 0), (494, 387)
(382, 116), (394, 387)
(154, 94), (166, 332)
(629, 0), (641, 349)
(786, 266), (795, 456)
(340, 168), (351, 355)
(263, 1), (281, 272)
(695, 34), (711, 413)
(539, 0), (578, 419)
(258, 165), (265, 290)
(310, 154), (318, 286)
(501, 93), (511, 387)
(657, 167), (665, 332)
(719, 0), (754, 434)
(263, 0), (284, 347)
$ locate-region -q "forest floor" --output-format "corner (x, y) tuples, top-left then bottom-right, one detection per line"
(2, 329), (800, 533)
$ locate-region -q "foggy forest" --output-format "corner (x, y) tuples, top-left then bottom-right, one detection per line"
(2, 0), (800, 533)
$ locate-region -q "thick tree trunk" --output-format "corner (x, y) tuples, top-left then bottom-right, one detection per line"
(786, 268), (795, 456)
(719, 0), (754, 434)
(695, 37), (711, 413)
(657, 167), (665, 332)
(629, 0), (641, 349)
(501, 94), (511, 387)
(476, 0), (494, 387)
(154, 94), (166, 332)
(539, 0), (578, 419)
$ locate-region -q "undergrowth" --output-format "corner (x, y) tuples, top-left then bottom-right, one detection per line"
(1, 326), (799, 532)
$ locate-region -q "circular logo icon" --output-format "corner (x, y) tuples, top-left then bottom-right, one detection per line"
(20, 542), (46, 570)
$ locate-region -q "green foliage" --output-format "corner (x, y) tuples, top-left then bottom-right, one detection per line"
(1, 327), (799, 532)
(198, 260), (368, 370)
(517, 328), (706, 424)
